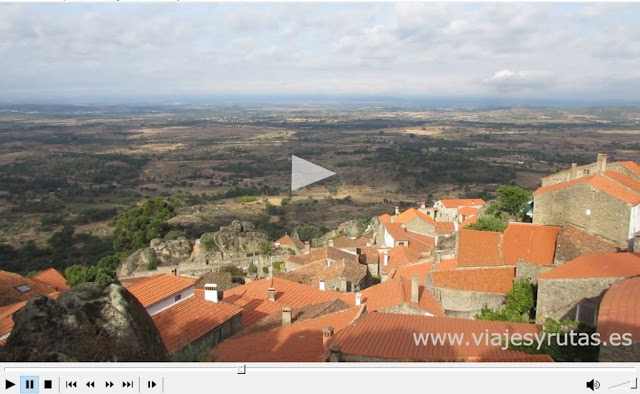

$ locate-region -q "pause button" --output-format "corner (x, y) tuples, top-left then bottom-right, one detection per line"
(20, 376), (39, 394)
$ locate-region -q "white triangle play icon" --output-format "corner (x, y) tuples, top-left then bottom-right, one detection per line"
(291, 155), (336, 191)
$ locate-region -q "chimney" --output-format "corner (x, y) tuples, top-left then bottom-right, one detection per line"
(411, 274), (419, 304)
(356, 247), (362, 255)
(268, 287), (276, 302)
(282, 306), (292, 326)
(304, 241), (310, 253)
(326, 258), (332, 267)
(394, 206), (399, 216)
(268, 265), (273, 279)
(570, 163), (577, 180)
(319, 279), (326, 291)
(328, 239), (334, 247)
(597, 153), (608, 174)
(420, 201), (426, 209)
(436, 250), (442, 264)
(204, 283), (219, 303)
(328, 345), (342, 362)
(383, 250), (389, 266)
(323, 326), (334, 349)
(339, 277), (348, 292)
(633, 233), (640, 253)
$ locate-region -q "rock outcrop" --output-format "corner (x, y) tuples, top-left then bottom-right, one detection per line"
(117, 237), (192, 277)
(190, 220), (269, 264)
(4, 283), (169, 362)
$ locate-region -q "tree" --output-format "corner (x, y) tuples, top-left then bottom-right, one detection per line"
(257, 241), (273, 280)
(64, 254), (120, 287)
(112, 198), (177, 253)
(475, 279), (534, 322)
(293, 225), (322, 242)
(466, 216), (507, 232)
(496, 185), (531, 218)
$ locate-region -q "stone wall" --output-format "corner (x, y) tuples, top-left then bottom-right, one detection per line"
(599, 341), (640, 362)
(533, 182), (632, 247)
(431, 286), (506, 319)
(554, 224), (621, 265)
(535, 277), (620, 323)
(515, 261), (553, 285)
(405, 217), (436, 236)
(379, 303), (437, 316)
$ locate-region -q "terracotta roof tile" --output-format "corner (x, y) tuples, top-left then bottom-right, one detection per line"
(152, 289), (242, 353)
(618, 161), (640, 178)
(329, 312), (552, 362)
(431, 267), (516, 294)
(31, 268), (69, 292)
(435, 221), (456, 234)
(458, 229), (503, 267)
(538, 252), (640, 280)
(380, 246), (423, 274)
(502, 223), (561, 266)
(360, 276), (444, 316)
(290, 257), (367, 289)
(597, 277), (640, 340)
(0, 270), (56, 307)
(460, 215), (479, 228)
(287, 246), (358, 267)
(222, 277), (353, 328)
(215, 306), (362, 362)
(534, 175), (640, 205)
(274, 234), (305, 249)
(383, 222), (409, 241)
(554, 224), (621, 264)
(331, 236), (371, 249)
(126, 274), (196, 308)
(378, 213), (392, 223)
(459, 206), (480, 216)
(405, 231), (436, 253)
(435, 258), (458, 272)
(392, 263), (430, 283)
(439, 199), (486, 208)
(394, 208), (435, 224)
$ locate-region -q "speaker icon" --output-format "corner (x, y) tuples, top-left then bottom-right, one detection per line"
(586, 379), (600, 391)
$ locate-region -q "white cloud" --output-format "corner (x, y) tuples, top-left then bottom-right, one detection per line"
(483, 69), (555, 92)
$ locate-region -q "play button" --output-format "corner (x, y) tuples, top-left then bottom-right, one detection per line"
(291, 155), (336, 191)
(5, 380), (15, 389)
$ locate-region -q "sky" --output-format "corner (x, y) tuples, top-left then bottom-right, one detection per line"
(1, 3), (640, 104)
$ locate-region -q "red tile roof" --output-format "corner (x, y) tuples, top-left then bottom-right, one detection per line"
(274, 234), (305, 249)
(537, 252), (640, 280)
(459, 206), (480, 216)
(287, 246), (358, 267)
(439, 199), (486, 208)
(554, 224), (621, 264)
(289, 257), (367, 289)
(618, 161), (640, 178)
(460, 215), (478, 228)
(380, 246), (423, 274)
(378, 213), (392, 223)
(502, 223), (561, 266)
(215, 306), (362, 362)
(435, 221), (456, 234)
(331, 236), (370, 249)
(222, 277), (352, 328)
(392, 263), (430, 283)
(458, 229), (503, 267)
(0, 270), (56, 307)
(126, 274), (196, 308)
(394, 208), (435, 224)
(431, 267), (516, 294)
(360, 276), (445, 316)
(329, 312), (552, 362)
(534, 175), (640, 205)
(597, 277), (640, 341)
(405, 231), (436, 253)
(383, 222), (409, 241)
(152, 289), (242, 353)
(31, 268), (69, 291)
(605, 170), (640, 194)
(435, 258), (458, 271)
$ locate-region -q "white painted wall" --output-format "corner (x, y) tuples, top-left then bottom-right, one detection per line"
(146, 286), (195, 316)
(383, 226), (395, 248)
(629, 204), (640, 244)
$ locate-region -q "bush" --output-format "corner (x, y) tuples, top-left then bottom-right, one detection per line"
(475, 279), (534, 323)
(233, 196), (257, 203)
(164, 230), (182, 240)
(112, 198), (177, 253)
(146, 254), (158, 271)
(247, 263), (258, 274)
(466, 216), (507, 232)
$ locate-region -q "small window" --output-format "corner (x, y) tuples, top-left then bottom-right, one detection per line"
(15, 285), (31, 293)
(576, 303), (598, 325)
(174, 294), (182, 302)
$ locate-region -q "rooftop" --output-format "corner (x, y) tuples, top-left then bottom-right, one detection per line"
(126, 274), (197, 308)
(459, 206), (480, 216)
(289, 255), (368, 289)
(359, 276), (445, 316)
(0, 270), (57, 307)
(383, 222), (409, 241)
(274, 234), (305, 249)
(215, 306), (362, 362)
(597, 277), (640, 340)
(380, 246), (423, 274)
(502, 223), (561, 266)
(534, 174), (640, 206)
(152, 289), (242, 353)
(394, 208), (435, 225)
(537, 252), (640, 280)
(431, 267), (516, 294)
(329, 312), (552, 362)
(222, 277), (351, 328)
(31, 268), (69, 292)
(457, 229), (503, 267)
(331, 236), (370, 249)
(287, 246), (358, 267)
(438, 199), (486, 208)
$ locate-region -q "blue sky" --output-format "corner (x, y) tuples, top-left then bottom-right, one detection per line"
(1, 3), (640, 104)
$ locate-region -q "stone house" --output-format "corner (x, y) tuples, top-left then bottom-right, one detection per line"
(535, 252), (640, 324)
(533, 154), (640, 248)
(432, 199), (485, 222)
